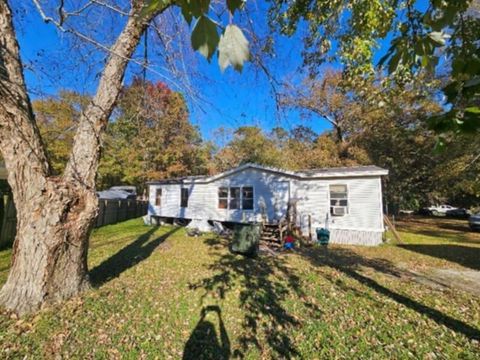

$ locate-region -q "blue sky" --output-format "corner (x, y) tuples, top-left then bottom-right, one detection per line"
(13, 1), (337, 144)
(13, 1), (422, 144)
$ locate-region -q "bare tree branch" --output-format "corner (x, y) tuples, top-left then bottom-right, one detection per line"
(31, 0), (185, 90)
(63, 2), (170, 186)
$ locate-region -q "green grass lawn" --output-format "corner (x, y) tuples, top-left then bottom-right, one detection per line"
(0, 218), (479, 359)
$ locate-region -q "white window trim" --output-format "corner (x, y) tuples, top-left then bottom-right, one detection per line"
(154, 187), (162, 207)
(218, 186), (229, 210)
(217, 185), (255, 211)
(229, 186), (242, 210)
(329, 183), (349, 217)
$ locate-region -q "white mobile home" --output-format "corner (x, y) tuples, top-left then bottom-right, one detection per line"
(147, 164), (388, 246)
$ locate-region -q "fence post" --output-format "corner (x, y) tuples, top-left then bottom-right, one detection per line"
(102, 200), (107, 227)
(116, 200), (120, 224)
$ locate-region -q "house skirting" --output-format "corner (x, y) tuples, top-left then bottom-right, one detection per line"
(329, 229), (383, 246)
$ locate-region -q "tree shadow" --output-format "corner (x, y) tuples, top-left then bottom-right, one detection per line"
(404, 229), (477, 244)
(299, 247), (480, 341)
(189, 237), (321, 358)
(395, 216), (480, 243)
(183, 305), (230, 360)
(397, 244), (480, 270)
(89, 226), (179, 286)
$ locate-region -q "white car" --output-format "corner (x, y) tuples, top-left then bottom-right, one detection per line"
(427, 204), (457, 216)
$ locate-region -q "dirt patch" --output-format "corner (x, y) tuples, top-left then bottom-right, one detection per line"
(356, 257), (480, 297)
(155, 241), (172, 252)
(394, 265), (480, 297)
(424, 269), (480, 297)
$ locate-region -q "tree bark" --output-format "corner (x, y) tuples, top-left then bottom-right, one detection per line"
(64, 2), (155, 187)
(0, 181), (98, 314)
(0, 0), (163, 314)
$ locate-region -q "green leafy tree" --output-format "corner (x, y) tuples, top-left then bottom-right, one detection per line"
(271, 0), (480, 135)
(214, 124), (368, 172)
(99, 79), (212, 189)
(278, 69), (480, 209)
(214, 126), (284, 170)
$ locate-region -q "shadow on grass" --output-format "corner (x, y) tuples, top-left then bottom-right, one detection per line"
(300, 247), (480, 341)
(183, 305), (230, 360)
(398, 244), (480, 270)
(395, 216), (479, 243)
(189, 237), (321, 358)
(404, 229), (477, 244)
(89, 226), (179, 286)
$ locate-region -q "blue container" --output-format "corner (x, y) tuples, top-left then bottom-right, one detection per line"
(316, 228), (330, 245)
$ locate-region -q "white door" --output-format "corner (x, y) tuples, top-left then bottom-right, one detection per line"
(271, 181), (290, 221)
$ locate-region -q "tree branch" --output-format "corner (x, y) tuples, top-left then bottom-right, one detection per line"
(32, 0), (185, 93)
(0, 0), (51, 198)
(63, 2), (170, 187)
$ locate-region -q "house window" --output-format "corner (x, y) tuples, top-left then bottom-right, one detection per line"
(229, 187), (240, 209)
(218, 187), (228, 209)
(181, 188), (189, 208)
(218, 186), (254, 210)
(155, 188), (162, 207)
(242, 187), (254, 210)
(330, 184), (348, 216)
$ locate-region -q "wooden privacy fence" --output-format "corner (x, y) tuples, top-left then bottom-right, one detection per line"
(95, 199), (148, 228)
(0, 195), (148, 248)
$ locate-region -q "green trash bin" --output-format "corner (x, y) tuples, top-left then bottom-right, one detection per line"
(316, 228), (330, 245)
(230, 224), (261, 257)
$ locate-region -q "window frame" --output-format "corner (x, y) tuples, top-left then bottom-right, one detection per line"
(180, 188), (189, 208)
(242, 186), (254, 210)
(229, 187), (241, 210)
(217, 185), (255, 210)
(329, 184), (348, 216)
(218, 187), (228, 209)
(155, 188), (162, 207)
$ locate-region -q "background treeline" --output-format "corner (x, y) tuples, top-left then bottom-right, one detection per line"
(31, 75), (479, 211)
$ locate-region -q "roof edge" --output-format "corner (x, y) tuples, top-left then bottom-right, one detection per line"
(147, 163), (388, 185)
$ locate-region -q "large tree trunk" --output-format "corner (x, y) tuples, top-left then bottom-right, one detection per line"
(0, 0), (163, 314)
(0, 181), (98, 314)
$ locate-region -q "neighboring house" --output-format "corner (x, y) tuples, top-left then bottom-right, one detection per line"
(97, 188), (136, 200)
(0, 161), (7, 180)
(147, 163), (388, 246)
(109, 186), (137, 196)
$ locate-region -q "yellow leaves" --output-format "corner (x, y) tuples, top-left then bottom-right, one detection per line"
(33, 92), (87, 175)
(99, 80), (209, 188)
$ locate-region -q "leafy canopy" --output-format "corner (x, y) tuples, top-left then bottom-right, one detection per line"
(144, 0), (250, 72)
(270, 0), (480, 135)
(99, 79), (212, 189)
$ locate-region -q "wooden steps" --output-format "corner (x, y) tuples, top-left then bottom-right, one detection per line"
(259, 223), (284, 248)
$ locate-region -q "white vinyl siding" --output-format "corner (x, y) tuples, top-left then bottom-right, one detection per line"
(295, 177), (384, 234)
(148, 166), (385, 245)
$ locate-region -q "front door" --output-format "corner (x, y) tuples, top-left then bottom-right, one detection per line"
(271, 181), (290, 221)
